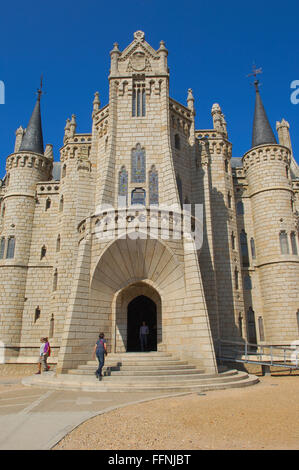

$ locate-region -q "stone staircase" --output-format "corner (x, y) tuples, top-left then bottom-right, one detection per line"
(23, 351), (259, 392)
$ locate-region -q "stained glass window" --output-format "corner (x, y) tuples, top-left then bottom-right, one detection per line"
(131, 188), (146, 206)
(132, 144), (146, 183)
(149, 165), (158, 206)
(118, 166), (128, 204)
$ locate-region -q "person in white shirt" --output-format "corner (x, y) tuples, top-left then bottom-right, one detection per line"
(139, 321), (149, 352)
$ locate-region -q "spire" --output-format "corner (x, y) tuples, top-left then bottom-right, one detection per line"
(19, 79), (44, 155)
(251, 80), (277, 148)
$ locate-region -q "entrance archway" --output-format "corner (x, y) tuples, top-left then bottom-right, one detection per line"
(127, 295), (157, 352)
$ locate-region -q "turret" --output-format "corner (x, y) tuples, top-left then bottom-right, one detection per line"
(0, 87), (52, 360)
(242, 80), (299, 343)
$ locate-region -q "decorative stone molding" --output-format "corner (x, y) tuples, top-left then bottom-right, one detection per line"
(6, 152), (52, 174)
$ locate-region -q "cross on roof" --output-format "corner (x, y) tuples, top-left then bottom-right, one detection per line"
(247, 64), (262, 91)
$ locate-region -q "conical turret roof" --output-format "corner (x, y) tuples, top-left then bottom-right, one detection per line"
(252, 81), (277, 148)
(19, 91), (44, 155)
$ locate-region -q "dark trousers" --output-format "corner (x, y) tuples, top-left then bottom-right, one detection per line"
(96, 351), (105, 376)
(140, 334), (148, 352)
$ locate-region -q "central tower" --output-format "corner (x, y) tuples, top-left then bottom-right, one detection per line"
(93, 30), (180, 209)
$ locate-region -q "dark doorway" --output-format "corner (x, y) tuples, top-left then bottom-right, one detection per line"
(127, 295), (157, 352)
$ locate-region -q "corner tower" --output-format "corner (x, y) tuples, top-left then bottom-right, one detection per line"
(0, 87), (52, 359)
(242, 80), (299, 343)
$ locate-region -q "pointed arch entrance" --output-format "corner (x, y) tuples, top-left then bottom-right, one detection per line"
(127, 295), (157, 352)
(113, 281), (162, 353)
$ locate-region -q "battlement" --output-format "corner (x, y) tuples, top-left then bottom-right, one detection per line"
(6, 151), (52, 174)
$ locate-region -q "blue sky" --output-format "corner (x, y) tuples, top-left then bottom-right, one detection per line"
(0, 0), (298, 177)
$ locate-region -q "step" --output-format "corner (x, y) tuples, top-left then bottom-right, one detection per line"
(77, 363), (198, 371)
(22, 372), (259, 393)
(69, 368), (203, 376)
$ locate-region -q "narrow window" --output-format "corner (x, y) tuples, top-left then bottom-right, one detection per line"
(132, 82), (146, 117)
(175, 134), (180, 150)
(0, 237), (5, 259)
(149, 165), (159, 206)
(59, 196), (64, 212)
(238, 313), (243, 337)
(286, 166), (289, 179)
(228, 192), (232, 208)
(6, 236), (15, 259)
(234, 268), (239, 290)
(45, 198), (51, 211)
(40, 245), (47, 260)
(280, 231), (289, 254)
(131, 144), (146, 183)
(240, 229), (249, 267)
(49, 314), (54, 338)
(297, 311), (299, 334)
(258, 316), (265, 341)
(247, 307), (257, 344)
(225, 159), (229, 173)
(56, 235), (61, 252)
(250, 237), (256, 259)
(62, 164), (66, 178)
(290, 232), (298, 255)
(118, 166), (128, 205)
(1, 204), (5, 218)
(34, 307), (41, 323)
(53, 269), (58, 291)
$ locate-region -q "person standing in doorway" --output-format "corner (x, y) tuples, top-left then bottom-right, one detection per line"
(92, 332), (107, 381)
(139, 321), (149, 352)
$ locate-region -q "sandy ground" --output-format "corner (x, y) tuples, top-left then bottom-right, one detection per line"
(54, 371), (299, 450)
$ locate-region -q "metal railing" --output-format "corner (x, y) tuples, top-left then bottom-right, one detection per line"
(215, 338), (299, 369)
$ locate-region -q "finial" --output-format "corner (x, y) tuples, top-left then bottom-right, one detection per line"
(247, 64), (262, 91)
(37, 74), (44, 101)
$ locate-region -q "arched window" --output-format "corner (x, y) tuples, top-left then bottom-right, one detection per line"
(59, 195), (64, 212)
(118, 166), (128, 206)
(132, 82), (146, 117)
(244, 275), (252, 290)
(240, 229), (249, 267)
(131, 144), (146, 183)
(149, 165), (159, 206)
(250, 237), (256, 259)
(62, 164), (66, 178)
(45, 198), (51, 211)
(40, 245), (47, 260)
(280, 231), (289, 254)
(236, 201), (244, 215)
(225, 159), (229, 173)
(290, 232), (298, 255)
(6, 236), (15, 259)
(131, 188), (146, 206)
(56, 235), (61, 252)
(53, 269), (58, 292)
(176, 174), (183, 208)
(175, 134), (180, 150)
(0, 237), (5, 259)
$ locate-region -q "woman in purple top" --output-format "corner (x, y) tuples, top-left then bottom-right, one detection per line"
(92, 332), (107, 381)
